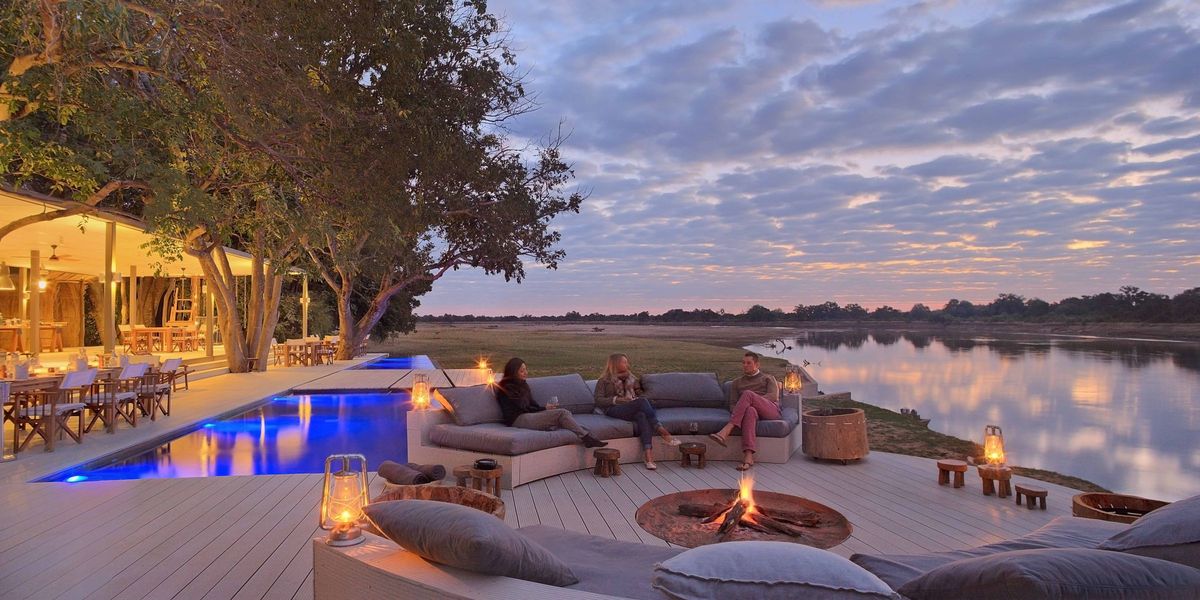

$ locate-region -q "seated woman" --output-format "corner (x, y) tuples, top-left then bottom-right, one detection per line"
(708, 351), (780, 471)
(594, 353), (680, 470)
(496, 357), (607, 448)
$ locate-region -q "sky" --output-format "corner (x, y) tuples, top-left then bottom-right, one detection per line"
(417, 0), (1200, 316)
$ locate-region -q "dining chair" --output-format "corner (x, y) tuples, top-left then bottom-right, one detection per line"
(91, 362), (150, 431)
(12, 368), (96, 452)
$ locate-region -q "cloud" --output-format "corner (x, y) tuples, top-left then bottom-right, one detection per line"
(417, 0), (1200, 315)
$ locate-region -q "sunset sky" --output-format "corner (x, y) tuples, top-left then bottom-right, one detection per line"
(419, 0), (1200, 316)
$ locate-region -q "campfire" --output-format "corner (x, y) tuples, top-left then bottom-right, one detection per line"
(677, 475), (818, 540)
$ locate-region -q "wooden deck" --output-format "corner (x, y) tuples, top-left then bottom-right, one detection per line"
(0, 450), (1081, 600)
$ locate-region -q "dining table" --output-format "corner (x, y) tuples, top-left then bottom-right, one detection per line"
(2, 366), (125, 452)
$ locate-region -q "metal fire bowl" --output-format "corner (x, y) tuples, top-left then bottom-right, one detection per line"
(635, 488), (852, 549)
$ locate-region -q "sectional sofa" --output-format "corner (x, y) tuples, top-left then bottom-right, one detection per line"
(406, 372), (817, 489)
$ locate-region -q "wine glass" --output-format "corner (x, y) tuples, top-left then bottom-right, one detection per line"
(548, 395), (560, 410)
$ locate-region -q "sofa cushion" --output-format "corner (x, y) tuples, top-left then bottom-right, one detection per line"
(897, 548), (1200, 600)
(527, 374), (594, 415)
(439, 385), (503, 426)
(656, 407), (731, 435)
(851, 516), (1129, 590)
(363, 500), (578, 587)
(1099, 492), (1200, 569)
(572, 413), (636, 440)
(430, 423), (577, 455)
(654, 540), (900, 599)
(643, 373), (726, 409)
(519, 524), (682, 600)
(656, 406), (798, 438)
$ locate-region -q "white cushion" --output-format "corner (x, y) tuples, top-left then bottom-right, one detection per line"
(1099, 493), (1200, 569)
(653, 541), (900, 599)
(21, 403), (86, 417)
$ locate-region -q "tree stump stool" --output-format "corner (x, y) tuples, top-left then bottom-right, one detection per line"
(593, 448), (621, 478)
(1015, 484), (1048, 510)
(679, 442), (707, 468)
(453, 465), (473, 487)
(978, 465), (1013, 498)
(936, 459), (969, 488)
(469, 466), (503, 496)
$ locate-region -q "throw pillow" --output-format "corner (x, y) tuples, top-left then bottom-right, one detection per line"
(653, 541), (900, 599)
(642, 372), (727, 409)
(439, 385), (503, 426)
(526, 373), (594, 414)
(1099, 492), (1200, 569)
(363, 500), (578, 586)
(898, 548), (1200, 600)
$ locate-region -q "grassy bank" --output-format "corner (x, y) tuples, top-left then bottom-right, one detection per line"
(370, 323), (1109, 492)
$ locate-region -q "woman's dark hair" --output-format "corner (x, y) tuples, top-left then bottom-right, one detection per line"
(501, 357), (526, 382)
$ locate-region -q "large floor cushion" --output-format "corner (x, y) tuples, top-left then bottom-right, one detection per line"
(527, 374), (595, 414)
(430, 423), (577, 455)
(1100, 492), (1200, 568)
(643, 373), (727, 409)
(518, 524), (683, 600)
(572, 413), (636, 440)
(851, 516), (1129, 590)
(656, 407), (799, 438)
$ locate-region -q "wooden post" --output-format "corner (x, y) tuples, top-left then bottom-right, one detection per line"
(205, 282), (214, 358)
(101, 221), (116, 353)
(128, 265), (138, 326)
(28, 250), (40, 356)
(18, 268), (28, 320)
(301, 274), (309, 338)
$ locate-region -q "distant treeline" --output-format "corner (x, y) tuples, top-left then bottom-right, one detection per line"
(419, 286), (1200, 323)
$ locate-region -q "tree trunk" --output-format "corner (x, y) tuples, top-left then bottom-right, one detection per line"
(334, 279), (360, 360)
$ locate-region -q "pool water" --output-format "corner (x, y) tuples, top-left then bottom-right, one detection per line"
(46, 392), (412, 482)
(356, 356), (437, 370)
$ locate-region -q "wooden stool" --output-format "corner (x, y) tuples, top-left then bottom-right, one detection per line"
(453, 465), (473, 487)
(937, 459), (969, 488)
(1015, 484), (1048, 510)
(469, 467), (503, 496)
(978, 465), (1013, 498)
(593, 448), (621, 478)
(679, 442), (707, 468)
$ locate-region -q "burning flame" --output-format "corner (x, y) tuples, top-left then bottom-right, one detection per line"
(476, 357), (489, 370)
(738, 474), (757, 516)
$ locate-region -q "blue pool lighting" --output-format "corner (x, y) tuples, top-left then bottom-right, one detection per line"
(356, 355), (436, 370)
(65, 475), (88, 483)
(203, 423), (217, 428)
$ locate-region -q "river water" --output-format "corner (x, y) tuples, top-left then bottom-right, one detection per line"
(748, 330), (1200, 501)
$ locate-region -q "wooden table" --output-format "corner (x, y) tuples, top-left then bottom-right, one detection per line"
(284, 341), (321, 367)
(130, 327), (191, 354)
(0, 323), (65, 352)
(0, 325), (24, 352)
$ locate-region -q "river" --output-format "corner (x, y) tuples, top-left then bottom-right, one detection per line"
(749, 330), (1200, 501)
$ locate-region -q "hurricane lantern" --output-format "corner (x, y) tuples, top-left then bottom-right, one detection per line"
(783, 364), (803, 394)
(411, 373), (431, 410)
(319, 454), (369, 546)
(485, 369), (496, 385)
(983, 425), (1006, 466)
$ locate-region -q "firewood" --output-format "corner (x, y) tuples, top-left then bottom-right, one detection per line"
(757, 507), (820, 525)
(753, 514), (808, 537)
(717, 501), (747, 535)
(678, 503), (727, 519)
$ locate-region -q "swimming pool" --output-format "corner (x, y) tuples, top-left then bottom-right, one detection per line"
(45, 391), (413, 482)
(356, 355), (437, 370)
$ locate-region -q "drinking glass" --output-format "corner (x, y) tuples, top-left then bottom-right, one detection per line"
(688, 422), (699, 434)
(548, 395), (560, 409)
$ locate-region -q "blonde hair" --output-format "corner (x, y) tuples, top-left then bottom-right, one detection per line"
(600, 353), (631, 382)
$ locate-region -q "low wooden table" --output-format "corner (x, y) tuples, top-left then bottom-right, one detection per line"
(593, 448), (621, 477)
(1015, 484), (1048, 510)
(936, 459), (969, 488)
(978, 465), (1013, 498)
(454, 464), (502, 496)
(679, 442), (707, 468)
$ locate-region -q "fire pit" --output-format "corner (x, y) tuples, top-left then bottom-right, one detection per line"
(635, 476), (852, 549)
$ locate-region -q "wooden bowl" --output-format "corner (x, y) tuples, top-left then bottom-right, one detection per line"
(372, 483), (506, 520)
(1071, 492), (1169, 524)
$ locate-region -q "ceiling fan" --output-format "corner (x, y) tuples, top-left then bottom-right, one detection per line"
(47, 244), (79, 263)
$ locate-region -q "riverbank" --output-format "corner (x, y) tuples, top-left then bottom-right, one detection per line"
(370, 322), (1109, 492)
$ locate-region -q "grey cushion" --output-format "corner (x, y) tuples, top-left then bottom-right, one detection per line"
(654, 541), (900, 599)
(1100, 492), (1200, 569)
(527, 374), (594, 414)
(897, 548), (1200, 600)
(363, 500), (578, 586)
(656, 407), (731, 434)
(643, 372), (727, 409)
(572, 413), (635, 440)
(439, 385), (502, 426)
(430, 423), (576, 455)
(852, 516), (1128, 590)
(656, 406), (798, 438)
(518, 525), (682, 599)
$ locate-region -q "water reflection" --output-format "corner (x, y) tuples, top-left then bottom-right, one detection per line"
(754, 331), (1200, 500)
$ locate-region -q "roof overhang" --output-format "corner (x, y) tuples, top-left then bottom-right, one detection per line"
(0, 188), (259, 278)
